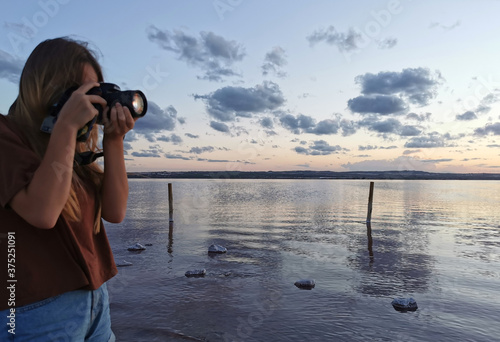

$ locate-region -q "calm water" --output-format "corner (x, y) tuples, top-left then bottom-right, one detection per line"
(106, 179), (500, 341)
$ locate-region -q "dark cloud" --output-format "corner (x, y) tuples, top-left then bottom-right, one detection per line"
(400, 125), (422, 136)
(406, 112), (431, 122)
(131, 145), (164, 158)
(210, 121), (230, 133)
(185, 133), (199, 139)
(260, 117), (274, 129)
(354, 68), (442, 106)
(131, 151), (161, 158)
(194, 81), (285, 122)
(475, 93), (499, 115)
(294, 140), (345, 156)
(358, 144), (398, 151)
(371, 118), (401, 133)
(456, 111), (477, 121)
(340, 119), (357, 136)
(147, 26), (245, 82)
(157, 133), (183, 145)
(404, 133), (445, 148)
(197, 158), (230, 163)
(279, 113), (339, 135)
(307, 26), (361, 52)
(358, 117), (419, 137)
(348, 95), (407, 115)
(421, 158), (453, 163)
(165, 153), (190, 160)
(474, 122), (500, 136)
(0, 49), (23, 83)
(262, 46), (287, 78)
(309, 119), (339, 135)
(133, 102), (177, 135)
(359, 145), (378, 151)
(189, 146), (215, 154)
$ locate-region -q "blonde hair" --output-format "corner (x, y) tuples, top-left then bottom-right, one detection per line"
(8, 37), (104, 233)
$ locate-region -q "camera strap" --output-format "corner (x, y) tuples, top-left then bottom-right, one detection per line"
(74, 151), (104, 166)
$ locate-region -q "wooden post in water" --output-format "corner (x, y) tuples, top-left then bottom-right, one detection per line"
(168, 183), (174, 222)
(366, 181), (374, 223)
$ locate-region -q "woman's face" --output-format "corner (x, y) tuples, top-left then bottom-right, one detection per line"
(81, 63), (99, 84)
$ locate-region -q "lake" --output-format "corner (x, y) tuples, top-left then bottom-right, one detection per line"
(105, 179), (500, 341)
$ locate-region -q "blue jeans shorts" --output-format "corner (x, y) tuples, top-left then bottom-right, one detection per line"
(0, 282), (115, 341)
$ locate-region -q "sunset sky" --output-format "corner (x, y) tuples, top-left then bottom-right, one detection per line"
(1, 0), (500, 173)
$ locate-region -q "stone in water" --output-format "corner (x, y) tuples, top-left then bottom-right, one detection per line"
(185, 269), (206, 277)
(116, 260), (133, 267)
(127, 243), (146, 251)
(208, 244), (227, 253)
(294, 279), (315, 289)
(391, 297), (418, 311)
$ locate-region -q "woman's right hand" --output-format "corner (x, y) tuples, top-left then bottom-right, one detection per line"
(56, 82), (107, 131)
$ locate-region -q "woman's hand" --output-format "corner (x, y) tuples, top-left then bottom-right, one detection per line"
(100, 102), (136, 223)
(57, 82), (107, 132)
(102, 102), (136, 141)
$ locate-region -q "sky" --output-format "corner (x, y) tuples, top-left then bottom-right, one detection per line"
(1, 0), (500, 173)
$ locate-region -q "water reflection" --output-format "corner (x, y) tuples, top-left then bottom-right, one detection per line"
(106, 179), (500, 342)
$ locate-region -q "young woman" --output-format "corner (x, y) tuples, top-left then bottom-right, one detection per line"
(0, 37), (135, 341)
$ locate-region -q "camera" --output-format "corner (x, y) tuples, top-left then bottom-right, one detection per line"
(87, 83), (147, 124)
(41, 82), (147, 141)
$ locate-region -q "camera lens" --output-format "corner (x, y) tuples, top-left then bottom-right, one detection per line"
(132, 93), (145, 115)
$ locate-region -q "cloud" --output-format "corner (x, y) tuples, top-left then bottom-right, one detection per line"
(0, 49), (23, 83)
(131, 151), (161, 158)
(260, 117), (274, 129)
(262, 46), (287, 77)
(474, 122), (500, 136)
(307, 26), (361, 52)
(348, 95), (407, 115)
(456, 111), (477, 121)
(185, 133), (199, 139)
(342, 156), (443, 172)
(194, 81), (285, 122)
(189, 146), (215, 154)
(131, 145), (164, 158)
(157, 133), (183, 145)
(133, 102), (177, 136)
(279, 113), (340, 135)
(429, 20), (461, 31)
(147, 26), (245, 82)
(377, 37), (398, 49)
(359, 145), (378, 151)
(210, 121), (230, 133)
(165, 153), (190, 160)
(400, 125), (422, 136)
(474, 93), (500, 115)
(354, 67), (442, 106)
(404, 133), (445, 148)
(340, 119), (357, 136)
(406, 112), (432, 122)
(294, 140), (345, 155)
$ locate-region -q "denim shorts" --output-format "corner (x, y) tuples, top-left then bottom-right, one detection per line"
(0, 282), (115, 341)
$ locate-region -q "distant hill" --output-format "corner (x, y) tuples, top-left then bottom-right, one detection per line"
(127, 170), (500, 180)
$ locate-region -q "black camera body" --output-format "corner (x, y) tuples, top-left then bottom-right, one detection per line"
(41, 82), (147, 142)
(87, 83), (147, 124)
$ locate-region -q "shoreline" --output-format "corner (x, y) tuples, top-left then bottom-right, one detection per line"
(127, 170), (500, 181)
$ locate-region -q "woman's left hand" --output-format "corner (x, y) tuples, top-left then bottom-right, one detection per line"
(102, 102), (136, 141)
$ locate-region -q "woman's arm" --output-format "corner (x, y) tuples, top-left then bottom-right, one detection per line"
(9, 82), (106, 228)
(100, 102), (135, 223)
